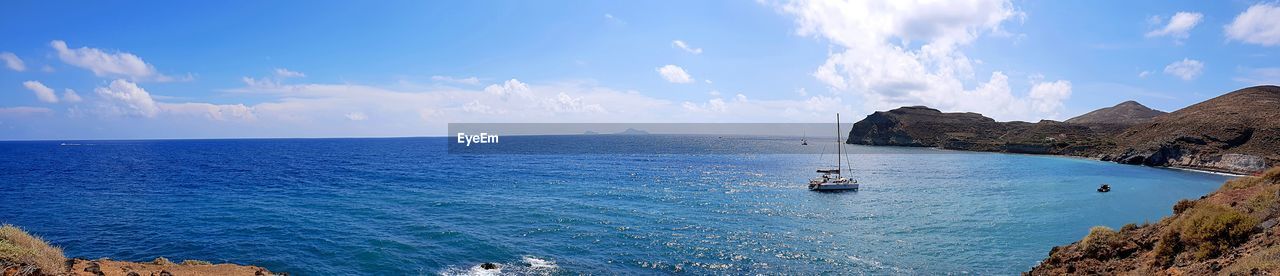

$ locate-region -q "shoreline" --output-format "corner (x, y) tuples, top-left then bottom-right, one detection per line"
(849, 142), (1252, 177)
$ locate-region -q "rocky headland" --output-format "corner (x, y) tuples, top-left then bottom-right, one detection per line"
(846, 85), (1280, 174)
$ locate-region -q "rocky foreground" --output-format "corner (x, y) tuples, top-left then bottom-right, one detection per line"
(1027, 166), (1280, 275)
(0, 224), (278, 276)
(846, 85), (1280, 174)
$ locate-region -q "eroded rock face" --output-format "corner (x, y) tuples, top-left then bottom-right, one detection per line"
(845, 106), (1111, 156)
(846, 85), (1280, 174)
(1103, 85), (1280, 174)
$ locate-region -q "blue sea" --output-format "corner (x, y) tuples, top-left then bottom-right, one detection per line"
(0, 136), (1231, 275)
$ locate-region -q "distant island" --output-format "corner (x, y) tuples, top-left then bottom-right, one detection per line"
(846, 85), (1280, 175)
(614, 128), (650, 135)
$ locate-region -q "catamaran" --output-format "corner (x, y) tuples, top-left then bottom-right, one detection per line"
(808, 113), (858, 191)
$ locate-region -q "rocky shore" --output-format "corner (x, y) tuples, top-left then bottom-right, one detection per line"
(846, 85), (1280, 175)
(1027, 166), (1280, 274)
(0, 224), (278, 276)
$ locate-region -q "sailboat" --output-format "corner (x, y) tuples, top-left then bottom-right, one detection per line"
(808, 113), (858, 191)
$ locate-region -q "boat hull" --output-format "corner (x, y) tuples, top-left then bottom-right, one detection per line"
(809, 183), (858, 191)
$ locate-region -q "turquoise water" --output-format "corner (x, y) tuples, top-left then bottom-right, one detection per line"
(0, 137), (1230, 274)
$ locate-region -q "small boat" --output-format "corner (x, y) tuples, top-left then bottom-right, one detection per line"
(801, 139), (808, 146)
(808, 113), (859, 191)
(1097, 184), (1111, 193)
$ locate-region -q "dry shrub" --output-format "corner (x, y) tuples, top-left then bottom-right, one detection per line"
(152, 256), (174, 265)
(181, 259), (212, 265)
(1159, 203), (1259, 262)
(1221, 245), (1280, 275)
(1224, 167), (1280, 190)
(1174, 199), (1196, 215)
(1081, 226), (1125, 259)
(0, 224), (67, 274)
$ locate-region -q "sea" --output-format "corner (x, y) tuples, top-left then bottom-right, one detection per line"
(0, 136), (1232, 275)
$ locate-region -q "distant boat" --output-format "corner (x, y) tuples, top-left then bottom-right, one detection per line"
(808, 113), (858, 191)
(1097, 184), (1111, 193)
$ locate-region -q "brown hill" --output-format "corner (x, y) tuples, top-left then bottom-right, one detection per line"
(1101, 85), (1280, 174)
(1027, 167), (1280, 275)
(845, 106), (1112, 155)
(1065, 100), (1166, 125)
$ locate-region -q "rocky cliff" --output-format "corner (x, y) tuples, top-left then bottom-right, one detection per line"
(846, 85), (1280, 174)
(1100, 85), (1280, 174)
(845, 106), (1112, 156)
(1027, 167), (1280, 275)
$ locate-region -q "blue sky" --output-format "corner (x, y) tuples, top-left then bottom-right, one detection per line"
(1, 0), (1277, 139)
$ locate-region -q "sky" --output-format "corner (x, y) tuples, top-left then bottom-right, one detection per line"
(1, 0), (1278, 140)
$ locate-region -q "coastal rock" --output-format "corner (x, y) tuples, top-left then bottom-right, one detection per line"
(1103, 85), (1280, 174)
(846, 106), (1109, 156)
(69, 259), (277, 276)
(848, 85), (1280, 174)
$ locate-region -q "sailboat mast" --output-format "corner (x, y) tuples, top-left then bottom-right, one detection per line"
(836, 113), (841, 177)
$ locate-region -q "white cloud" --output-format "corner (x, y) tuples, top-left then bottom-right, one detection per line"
(656, 65), (694, 83)
(0, 106), (53, 116)
(1233, 67), (1280, 85)
(1225, 3), (1280, 46)
(1028, 80), (1072, 118)
(243, 68), (306, 89)
(242, 76), (281, 89)
(604, 13), (625, 24)
(62, 89), (82, 103)
(773, 0), (1072, 121)
(274, 68), (306, 78)
(50, 40), (187, 81)
(1145, 12), (1203, 41)
(431, 75), (481, 85)
(1138, 70), (1152, 78)
(94, 79), (160, 117)
(1, 52), (25, 71)
(22, 81), (59, 103)
(159, 102), (255, 121)
(672, 40), (703, 54)
(95, 79), (254, 120)
(1163, 58), (1204, 80)
(344, 112), (368, 121)
(484, 79), (532, 99)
